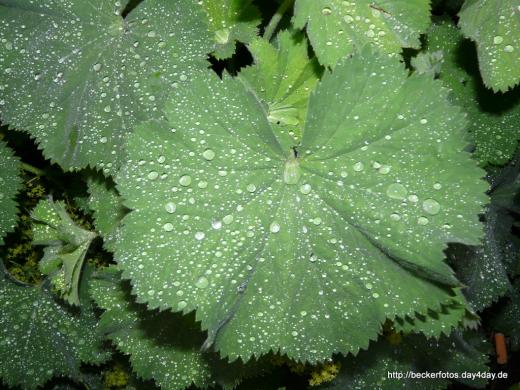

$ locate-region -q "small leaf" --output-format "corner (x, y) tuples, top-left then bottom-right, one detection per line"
(458, 0), (520, 92)
(116, 49), (488, 362)
(0, 0), (212, 173)
(0, 141), (22, 245)
(198, 0), (261, 59)
(293, 0), (432, 66)
(32, 199), (96, 306)
(0, 264), (109, 389)
(239, 30), (321, 139)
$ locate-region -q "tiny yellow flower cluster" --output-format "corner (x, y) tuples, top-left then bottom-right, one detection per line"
(308, 361), (341, 386)
(104, 363), (129, 389)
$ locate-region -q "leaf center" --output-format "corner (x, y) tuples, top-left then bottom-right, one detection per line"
(283, 151), (301, 185)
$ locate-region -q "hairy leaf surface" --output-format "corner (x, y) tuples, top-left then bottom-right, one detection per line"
(0, 265), (108, 389)
(116, 50), (487, 362)
(199, 0), (261, 59)
(0, 141), (21, 245)
(0, 0), (212, 173)
(458, 0), (520, 92)
(424, 21), (520, 166)
(293, 0), (431, 66)
(239, 30), (320, 139)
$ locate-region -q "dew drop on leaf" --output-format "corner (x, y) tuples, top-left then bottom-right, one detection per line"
(386, 183), (407, 200)
(179, 175), (192, 186)
(422, 199), (441, 215)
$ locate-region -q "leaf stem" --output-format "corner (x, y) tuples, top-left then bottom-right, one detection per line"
(263, 0), (295, 41)
(21, 162), (46, 177)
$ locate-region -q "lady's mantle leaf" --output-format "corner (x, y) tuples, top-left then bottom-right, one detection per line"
(198, 0), (261, 59)
(32, 199), (97, 306)
(0, 0), (212, 174)
(458, 0), (520, 92)
(423, 21), (520, 166)
(238, 30), (321, 139)
(116, 50), (487, 362)
(90, 267), (262, 390)
(293, 0), (431, 67)
(0, 141), (22, 245)
(0, 265), (108, 389)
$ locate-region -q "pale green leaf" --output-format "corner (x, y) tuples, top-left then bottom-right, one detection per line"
(116, 50), (487, 362)
(0, 0), (212, 173)
(90, 267), (263, 390)
(293, 0), (431, 66)
(87, 177), (127, 252)
(0, 265), (108, 389)
(458, 0), (520, 92)
(32, 199), (96, 306)
(239, 30), (321, 139)
(198, 0), (261, 59)
(423, 21), (520, 166)
(0, 141), (22, 245)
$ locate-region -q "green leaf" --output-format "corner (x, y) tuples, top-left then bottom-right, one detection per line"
(90, 267), (263, 390)
(239, 30), (321, 139)
(423, 21), (520, 166)
(87, 176), (127, 252)
(0, 264), (108, 389)
(199, 0), (261, 59)
(0, 141), (22, 245)
(32, 199), (96, 306)
(116, 49), (487, 362)
(0, 0), (212, 174)
(293, 0), (432, 67)
(321, 332), (490, 389)
(458, 0), (520, 92)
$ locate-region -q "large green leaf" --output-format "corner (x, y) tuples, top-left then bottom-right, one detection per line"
(320, 332), (490, 389)
(116, 50), (487, 362)
(0, 0), (212, 174)
(0, 264), (108, 389)
(293, 0), (431, 67)
(239, 30), (321, 139)
(32, 199), (97, 306)
(90, 267), (264, 390)
(458, 0), (520, 92)
(199, 0), (261, 59)
(0, 141), (22, 245)
(423, 21), (520, 166)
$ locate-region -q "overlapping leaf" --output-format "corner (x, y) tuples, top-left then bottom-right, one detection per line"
(0, 0), (212, 173)
(90, 267), (263, 390)
(458, 0), (520, 92)
(293, 0), (431, 66)
(0, 265), (108, 389)
(320, 332), (490, 389)
(116, 49), (487, 362)
(0, 141), (21, 245)
(239, 30), (320, 139)
(198, 0), (261, 59)
(32, 199), (97, 306)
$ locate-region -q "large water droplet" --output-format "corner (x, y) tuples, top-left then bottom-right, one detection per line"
(195, 231), (205, 240)
(417, 216), (429, 225)
(422, 199), (440, 215)
(247, 184), (256, 193)
(177, 301), (187, 310)
(300, 183), (312, 195)
(148, 171), (159, 180)
(212, 220), (222, 230)
(202, 149), (215, 160)
(353, 162), (364, 172)
(163, 223), (174, 231)
(386, 183), (407, 200)
(493, 35), (504, 44)
(270, 222), (280, 233)
(322, 7), (332, 15)
(283, 158), (301, 185)
(165, 202), (176, 213)
(179, 175), (192, 186)
(195, 276), (209, 289)
(93, 63), (102, 72)
(223, 214), (234, 224)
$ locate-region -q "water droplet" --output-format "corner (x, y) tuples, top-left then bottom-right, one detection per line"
(422, 199), (440, 215)
(202, 149), (215, 160)
(310, 254), (317, 262)
(179, 175), (192, 186)
(104, 105), (111, 113)
(147, 289), (155, 296)
(93, 63), (102, 72)
(223, 214), (234, 224)
(165, 202), (176, 213)
(177, 301), (187, 310)
(198, 181), (208, 189)
(420, 118), (428, 124)
(212, 220), (222, 230)
(270, 222), (280, 233)
(390, 213), (401, 221)
(353, 162), (364, 172)
(300, 311), (307, 317)
(311, 217), (322, 226)
(408, 194), (419, 203)
(215, 28), (230, 44)
(300, 183), (312, 195)
(417, 216), (429, 225)
(378, 165), (391, 174)
(163, 223), (174, 231)
(504, 45), (514, 52)
(433, 183), (442, 190)
(372, 292), (380, 298)
(247, 184), (256, 192)
(493, 35), (504, 44)
(344, 14), (354, 23)
(148, 171), (159, 180)
(147, 30), (156, 38)
(195, 231), (205, 240)
(322, 7), (332, 15)
(291, 331), (299, 336)
(99, 136), (108, 144)
(283, 159), (301, 185)
(386, 183), (407, 200)
(195, 276), (209, 289)
(365, 282), (373, 290)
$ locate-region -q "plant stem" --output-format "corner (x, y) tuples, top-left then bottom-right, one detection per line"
(21, 162), (45, 177)
(263, 0), (295, 41)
